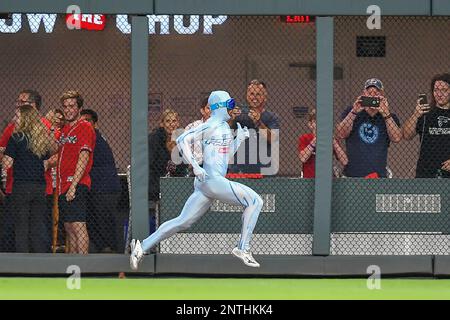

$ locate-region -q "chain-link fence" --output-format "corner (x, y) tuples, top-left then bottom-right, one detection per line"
(148, 15), (316, 255)
(0, 14), (131, 254)
(331, 16), (450, 255)
(1, 13), (450, 257)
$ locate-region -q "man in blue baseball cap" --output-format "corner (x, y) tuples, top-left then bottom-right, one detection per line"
(336, 78), (402, 177)
(364, 78), (384, 91)
(130, 90), (264, 269)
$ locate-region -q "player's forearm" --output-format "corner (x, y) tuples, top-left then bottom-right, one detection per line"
(177, 136), (201, 171)
(71, 151), (90, 187)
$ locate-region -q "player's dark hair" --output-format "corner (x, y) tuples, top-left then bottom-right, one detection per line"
(431, 73), (450, 107)
(80, 109), (98, 123)
(20, 89), (42, 110)
(248, 79), (267, 89)
(200, 97), (209, 109)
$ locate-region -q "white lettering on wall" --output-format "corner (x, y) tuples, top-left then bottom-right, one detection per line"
(1, 14), (228, 34)
(148, 15), (170, 34)
(27, 14), (57, 33)
(114, 15), (227, 35)
(116, 15), (131, 34)
(0, 14), (57, 33)
(174, 15), (199, 34)
(0, 14), (22, 33)
(203, 15), (227, 34)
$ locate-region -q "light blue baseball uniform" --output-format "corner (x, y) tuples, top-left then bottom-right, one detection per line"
(141, 91), (263, 253)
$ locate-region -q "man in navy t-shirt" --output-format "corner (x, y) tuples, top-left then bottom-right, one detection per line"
(81, 109), (124, 253)
(335, 78), (402, 177)
(229, 79), (280, 175)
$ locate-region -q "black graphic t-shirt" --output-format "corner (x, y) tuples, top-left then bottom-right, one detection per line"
(416, 107), (450, 178)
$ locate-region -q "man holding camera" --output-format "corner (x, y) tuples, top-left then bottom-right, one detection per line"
(403, 73), (450, 178)
(228, 79), (280, 175)
(336, 78), (402, 177)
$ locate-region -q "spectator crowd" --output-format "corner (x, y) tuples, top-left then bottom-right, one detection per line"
(0, 90), (123, 254)
(1, 72), (449, 254)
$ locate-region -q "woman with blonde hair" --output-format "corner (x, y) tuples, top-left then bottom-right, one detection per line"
(148, 109), (188, 234)
(2, 104), (58, 252)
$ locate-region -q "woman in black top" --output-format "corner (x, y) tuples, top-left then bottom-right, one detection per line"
(403, 73), (450, 178)
(149, 109), (188, 201)
(148, 109), (188, 235)
(2, 105), (58, 252)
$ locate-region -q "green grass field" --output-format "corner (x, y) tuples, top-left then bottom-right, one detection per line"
(1, 277), (450, 299)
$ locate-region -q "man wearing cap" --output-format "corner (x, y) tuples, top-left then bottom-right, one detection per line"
(130, 90), (264, 269)
(336, 78), (402, 177)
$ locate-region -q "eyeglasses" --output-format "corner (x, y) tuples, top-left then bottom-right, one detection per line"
(210, 98), (236, 111)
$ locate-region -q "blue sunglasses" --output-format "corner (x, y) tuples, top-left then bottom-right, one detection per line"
(210, 98), (236, 111)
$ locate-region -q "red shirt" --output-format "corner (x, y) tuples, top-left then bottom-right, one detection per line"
(0, 117), (52, 194)
(45, 128), (61, 195)
(298, 133), (316, 178)
(0, 123), (15, 194)
(58, 119), (95, 195)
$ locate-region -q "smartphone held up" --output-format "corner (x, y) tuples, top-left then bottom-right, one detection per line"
(360, 96), (381, 108)
(418, 93), (428, 106)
